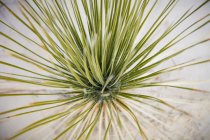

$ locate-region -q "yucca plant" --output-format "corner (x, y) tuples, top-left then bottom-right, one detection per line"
(0, 0), (210, 139)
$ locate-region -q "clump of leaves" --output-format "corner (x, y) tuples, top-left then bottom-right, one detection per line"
(0, 0), (209, 139)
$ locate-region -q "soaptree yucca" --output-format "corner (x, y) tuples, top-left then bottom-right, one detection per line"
(0, 0), (210, 139)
